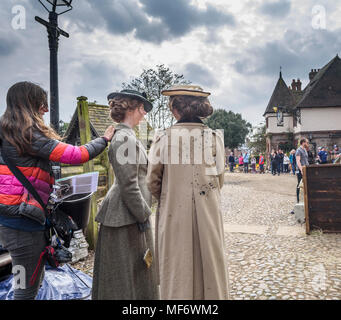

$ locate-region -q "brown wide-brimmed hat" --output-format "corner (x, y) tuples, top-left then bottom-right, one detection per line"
(161, 85), (211, 97)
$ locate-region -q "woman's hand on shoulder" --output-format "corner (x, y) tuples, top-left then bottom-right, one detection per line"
(104, 125), (115, 141)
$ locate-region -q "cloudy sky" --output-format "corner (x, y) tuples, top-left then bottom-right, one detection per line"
(0, 0), (341, 126)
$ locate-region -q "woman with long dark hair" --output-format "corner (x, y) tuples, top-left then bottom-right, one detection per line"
(0, 81), (114, 299)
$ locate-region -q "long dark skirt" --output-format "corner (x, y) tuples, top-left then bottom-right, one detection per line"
(92, 222), (159, 300)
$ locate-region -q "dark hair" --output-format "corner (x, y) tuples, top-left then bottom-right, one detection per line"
(109, 96), (143, 122)
(169, 95), (213, 120)
(0, 81), (60, 155)
(300, 138), (307, 145)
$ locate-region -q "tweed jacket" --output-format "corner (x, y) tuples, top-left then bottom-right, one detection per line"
(95, 123), (152, 227)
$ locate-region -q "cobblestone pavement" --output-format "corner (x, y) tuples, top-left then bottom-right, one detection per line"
(73, 171), (341, 300)
(223, 172), (341, 300)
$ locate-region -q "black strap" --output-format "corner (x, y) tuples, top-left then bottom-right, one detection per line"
(1, 149), (48, 216)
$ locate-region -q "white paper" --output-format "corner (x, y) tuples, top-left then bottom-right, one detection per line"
(55, 171), (99, 201)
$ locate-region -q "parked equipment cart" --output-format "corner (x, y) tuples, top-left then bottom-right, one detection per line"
(303, 164), (341, 233)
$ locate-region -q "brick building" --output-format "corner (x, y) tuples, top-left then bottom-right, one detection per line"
(264, 55), (341, 161)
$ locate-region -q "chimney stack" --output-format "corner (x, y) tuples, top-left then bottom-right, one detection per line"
(290, 79), (302, 92)
(309, 69), (318, 81)
(296, 79), (302, 91)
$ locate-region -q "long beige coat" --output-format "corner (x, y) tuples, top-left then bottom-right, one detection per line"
(146, 122), (228, 300)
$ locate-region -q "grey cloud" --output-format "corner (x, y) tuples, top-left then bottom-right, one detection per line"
(0, 36), (19, 56)
(259, 0), (291, 18)
(232, 29), (341, 81)
(140, 0), (236, 36)
(93, 0), (148, 34)
(72, 60), (125, 101)
(71, 0), (236, 44)
(184, 63), (218, 87)
(26, 0), (236, 43)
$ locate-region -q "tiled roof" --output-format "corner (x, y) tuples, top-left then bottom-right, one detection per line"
(64, 102), (153, 144)
(291, 90), (304, 105)
(263, 73), (295, 116)
(295, 55), (341, 108)
(88, 103), (113, 137)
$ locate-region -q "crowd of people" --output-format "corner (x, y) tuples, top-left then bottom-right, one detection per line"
(227, 144), (340, 176)
(228, 152), (266, 174)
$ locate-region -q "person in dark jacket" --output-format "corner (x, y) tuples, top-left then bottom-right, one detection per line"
(0, 82), (115, 300)
(278, 149), (284, 173)
(275, 152), (281, 176)
(271, 151), (280, 176)
(228, 152), (235, 172)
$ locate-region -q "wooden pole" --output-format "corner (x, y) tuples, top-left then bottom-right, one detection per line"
(100, 149), (114, 191)
(77, 96), (98, 250)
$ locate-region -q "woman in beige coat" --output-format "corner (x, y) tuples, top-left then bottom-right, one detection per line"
(147, 85), (228, 300)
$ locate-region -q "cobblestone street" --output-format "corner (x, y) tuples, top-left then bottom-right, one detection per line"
(223, 172), (341, 300)
(73, 171), (341, 300)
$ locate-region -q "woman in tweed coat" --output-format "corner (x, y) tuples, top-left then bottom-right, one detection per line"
(92, 90), (158, 300)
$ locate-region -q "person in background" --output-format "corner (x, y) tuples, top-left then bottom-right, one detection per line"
(271, 151), (278, 175)
(318, 147), (328, 164)
(275, 151), (281, 176)
(283, 153), (290, 173)
(317, 147), (322, 163)
(269, 148), (275, 173)
(251, 156), (256, 173)
(307, 146), (315, 165)
(295, 138), (310, 203)
(238, 154), (244, 172)
(278, 149), (284, 173)
(0, 82), (115, 300)
(243, 152), (249, 173)
(289, 149), (296, 175)
(259, 153), (265, 174)
(331, 145), (339, 163)
(334, 153), (341, 164)
(228, 152), (235, 172)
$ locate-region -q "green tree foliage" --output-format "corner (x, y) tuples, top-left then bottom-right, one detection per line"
(205, 109), (251, 149)
(247, 123), (267, 154)
(122, 64), (190, 130)
(59, 121), (69, 137)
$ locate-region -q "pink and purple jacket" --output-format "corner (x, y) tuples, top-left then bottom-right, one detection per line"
(0, 128), (107, 228)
